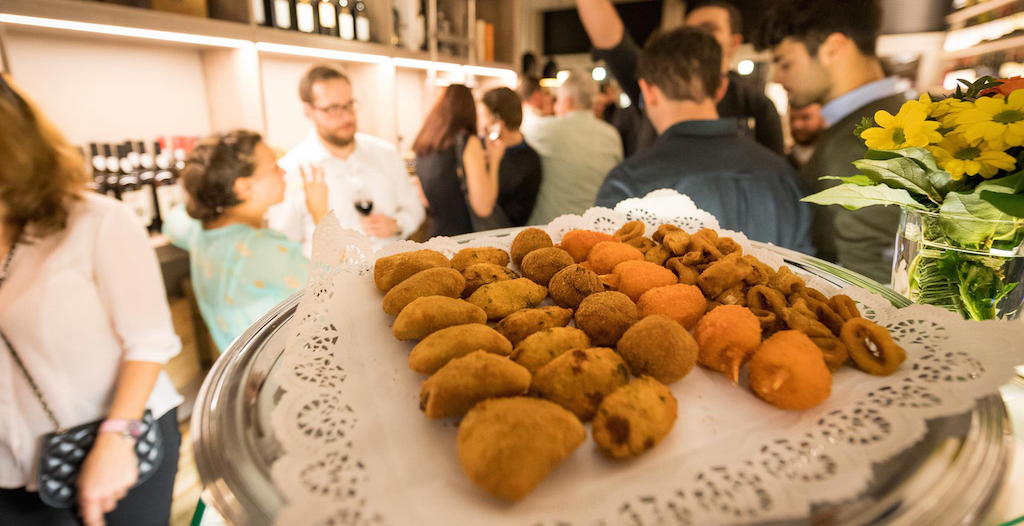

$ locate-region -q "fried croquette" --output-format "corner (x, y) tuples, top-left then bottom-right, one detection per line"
(558, 229), (618, 263)
(457, 397), (585, 502)
(696, 252), (753, 299)
(616, 315), (698, 384)
(462, 263), (520, 297)
(392, 296), (487, 341)
(748, 331), (832, 410)
(693, 305), (762, 383)
(612, 260), (678, 302)
(511, 327), (592, 374)
(666, 257), (700, 285)
(419, 351), (531, 419)
(574, 291), (639, 346)
(409, 324), (513, 374)
(466, 278), (548, 320)
(451, 247), (511, 272)
(520, 247), (575, 286)
(592, 376), (678, 459)
(511, 228), (554, 266)
(547, 264), (604, 309)
(530, 347), (631, 421)
(495, 306), (574, 345)
(644, 244), (672, 265)
(381, 267), (465, 316)
(587, 241), (644, 275)
(373, 249), (451, 292)
(636, 284), (706, 329)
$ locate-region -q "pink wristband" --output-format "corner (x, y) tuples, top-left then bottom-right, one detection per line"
(98, 419), (143, 439)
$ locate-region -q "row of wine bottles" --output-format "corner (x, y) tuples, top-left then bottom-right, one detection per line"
(83, 137), (192, 234)
(254, 0), (372, 42)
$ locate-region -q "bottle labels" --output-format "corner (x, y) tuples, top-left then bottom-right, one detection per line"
(274, 0), (291, 28)
(123, 187), (156, 227)
(140, 153), (155, 169)
(106, 157), (119, 172)
(319, 3), (337, 27)
(157, 184), (187, 216)
(119, 158), (134, 174)
(340, 13), (355, 40)
(296, 2), (315, 33)
(252, 0), (266, 25)
(356, 16), (370, 41)
(127, 151), (140, 167)
(92, 157), (106, 172)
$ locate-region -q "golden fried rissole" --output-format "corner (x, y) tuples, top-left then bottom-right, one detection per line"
(548, 264), (604, 309)
(587, 241), (644, 274)
(558, 229), (618, 263)
(637, 284), (707, 329)
(457, 397), (585, 502)
(612, 260), (679, 302)
(666, 257), (701, 285)
(574, 291), (638, 346)
(644, 244), (672, 266)
(381, 267), (465, 316)
(511, 327), (592, 374)
(451, 247), (510, 272)
(593, 376), (678, 459)
(408, 324), (513, 374)
(419, 351), (531, 419)
(616, 314), (698, 384)
(520, 247), (575, 286)
(696, 252), (753, 299)
(392, 296), (487, 341)
(465, 278), (548, 320)
(693, 305), (762, 383)
(749, 331), (832, 410)
(495, 306), (573, 345)
(530, 347), (631, 421)
(462, 263), (519, 297)
(511, 227), (554, 266)
(373, 249), (451, 292)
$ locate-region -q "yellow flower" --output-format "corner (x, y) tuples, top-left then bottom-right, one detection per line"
(928, 133), (1016, 180)
(861, 102), (942, 149)
(955, 89), (1024, 149)
(921, 94), (972, 129)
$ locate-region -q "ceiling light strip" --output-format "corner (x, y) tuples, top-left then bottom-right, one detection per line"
(254, 42), (391, 64)
(0, 13), (249, 48)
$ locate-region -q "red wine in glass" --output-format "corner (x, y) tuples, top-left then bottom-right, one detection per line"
(354, 200), (374, 216)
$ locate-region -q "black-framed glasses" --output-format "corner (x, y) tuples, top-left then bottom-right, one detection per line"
(312, 99), (361, 117)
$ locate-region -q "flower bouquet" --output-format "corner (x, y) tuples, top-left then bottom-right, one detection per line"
(805, 77), (1024, 321)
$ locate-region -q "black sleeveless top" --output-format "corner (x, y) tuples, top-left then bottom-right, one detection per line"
(415, 142), (472, 238)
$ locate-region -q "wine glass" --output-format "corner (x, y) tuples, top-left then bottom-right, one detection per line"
(351, 179), (373, 217)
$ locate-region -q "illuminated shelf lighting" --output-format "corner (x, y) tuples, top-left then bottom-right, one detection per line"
(254, 42), (391, 64)
(467, 65), (518, 80)
(0, 13), (249, 48)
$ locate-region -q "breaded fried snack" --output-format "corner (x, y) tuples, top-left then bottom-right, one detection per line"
(451, 247), (511, 272)
(409, 324), (513, 374)
(510, 228), (554, 267)
(574, 291), (639, 346)
(749, 331), (832, 410)
(593, 376), (678, 459)
(462, 263), (519, 297)
(612, 260), (678, 302)
(587, 241), (644, 275)
(457, 397), (585, 502)
(511, 327), (592, 374)
(548, 264), (604, 309)
(531, 347), (631, 421)
(613, 220), (645, 242)
(636, 284), (707, 329)
(382, 267), (465, 315)
(558, 229), (618, 263)
(393, 296), (487, 340)
(696, 252), (753, 299)
(466, 278), (548, 320)
(616, 315), (698, 384)
(374, 249), (451, 292)
(520, 247), (575, 286)
(495, 306), (574, 345)
(693, 305), (762, 383)
(419, 351), (531, 419)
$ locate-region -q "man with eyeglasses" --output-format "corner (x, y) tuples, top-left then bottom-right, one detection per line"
(268, 65), (425, 253)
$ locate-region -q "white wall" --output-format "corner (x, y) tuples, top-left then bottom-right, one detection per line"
(395, 68), (430, 156)
(5, 30), (212, 146)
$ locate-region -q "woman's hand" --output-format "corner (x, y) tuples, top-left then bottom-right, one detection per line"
(485, 136), (506, 169)
(77, 433), (139, 526)
(301, 163), (329, 224)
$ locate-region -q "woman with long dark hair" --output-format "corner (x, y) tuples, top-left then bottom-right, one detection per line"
(413, 84), (504, 237)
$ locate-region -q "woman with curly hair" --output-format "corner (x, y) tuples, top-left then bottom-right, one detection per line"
(163, 130), (327, 352)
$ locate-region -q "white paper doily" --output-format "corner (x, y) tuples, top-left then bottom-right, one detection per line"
(269, 191), (1024, 525)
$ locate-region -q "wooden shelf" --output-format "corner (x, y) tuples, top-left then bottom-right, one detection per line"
(944, 33), (1024, 59)
(947, 0), (1019, 26)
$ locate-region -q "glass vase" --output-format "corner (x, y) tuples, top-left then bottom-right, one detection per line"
(892, 207), (1024, 321)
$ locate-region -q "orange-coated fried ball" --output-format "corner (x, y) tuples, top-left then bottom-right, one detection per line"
(636, 284), (707, 330)
(693, 305), (762, 383)
(558, 229), (619, 263)
(749, 331), (832, 410)
(587, 241), (644, 275)
(612, 260), (679, 302)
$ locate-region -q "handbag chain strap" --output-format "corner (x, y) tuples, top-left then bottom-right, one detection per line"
(0, 237), (63, 432)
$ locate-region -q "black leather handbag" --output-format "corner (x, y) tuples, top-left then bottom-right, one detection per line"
(0, 241), (165, 509)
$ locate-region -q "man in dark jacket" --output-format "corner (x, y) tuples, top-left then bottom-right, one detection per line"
(756, 0), (903, 284)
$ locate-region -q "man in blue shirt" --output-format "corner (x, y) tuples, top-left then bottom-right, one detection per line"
(579, 4), (812, 254)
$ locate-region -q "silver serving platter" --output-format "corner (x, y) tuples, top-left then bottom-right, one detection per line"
(192, 234), (1014, 526)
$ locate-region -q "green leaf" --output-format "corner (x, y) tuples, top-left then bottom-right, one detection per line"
(977, 170), (1024, 193)
(853, 157), (938, 201)
(853, 116), (874, 138)
(979, 191), (1024, 217)
(864, 147), (962, 200)
(819, 175), (874, 186)
(802, 184), (929, 210)
(938, 190), (1017, 246)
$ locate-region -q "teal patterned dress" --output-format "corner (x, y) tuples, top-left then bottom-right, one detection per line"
(164, 206), (309, 352)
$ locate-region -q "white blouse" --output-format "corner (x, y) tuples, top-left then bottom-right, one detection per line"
(0, 193), (182, 490)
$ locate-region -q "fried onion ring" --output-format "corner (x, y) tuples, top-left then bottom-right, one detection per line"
(829, 294), (862, 321)
(840, 318), (906, 376)
(810, 337), (849, 372)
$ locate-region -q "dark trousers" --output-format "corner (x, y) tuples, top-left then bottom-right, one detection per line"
(0, 408), (181, 526)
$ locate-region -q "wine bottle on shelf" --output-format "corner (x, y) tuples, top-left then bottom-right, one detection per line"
(273, 0), (296, 30)
(318, 0), (339, 37)
(354, 0), (370, 42)
(124, 141), (141, 170)
(87, 143), (105, 193)
(339, 0), (355, 40)
(251, 0), (267, 26)
(172, 136), (188, 172)
(118, 148), (155, 229)
(155, 142), (187, 224)
(104, 144), (122, 200)
(295, 0), (317, 34)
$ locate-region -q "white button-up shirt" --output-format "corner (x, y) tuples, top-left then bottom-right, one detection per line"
(268, 131), (426, 254)
(0, 194), (183, 490)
